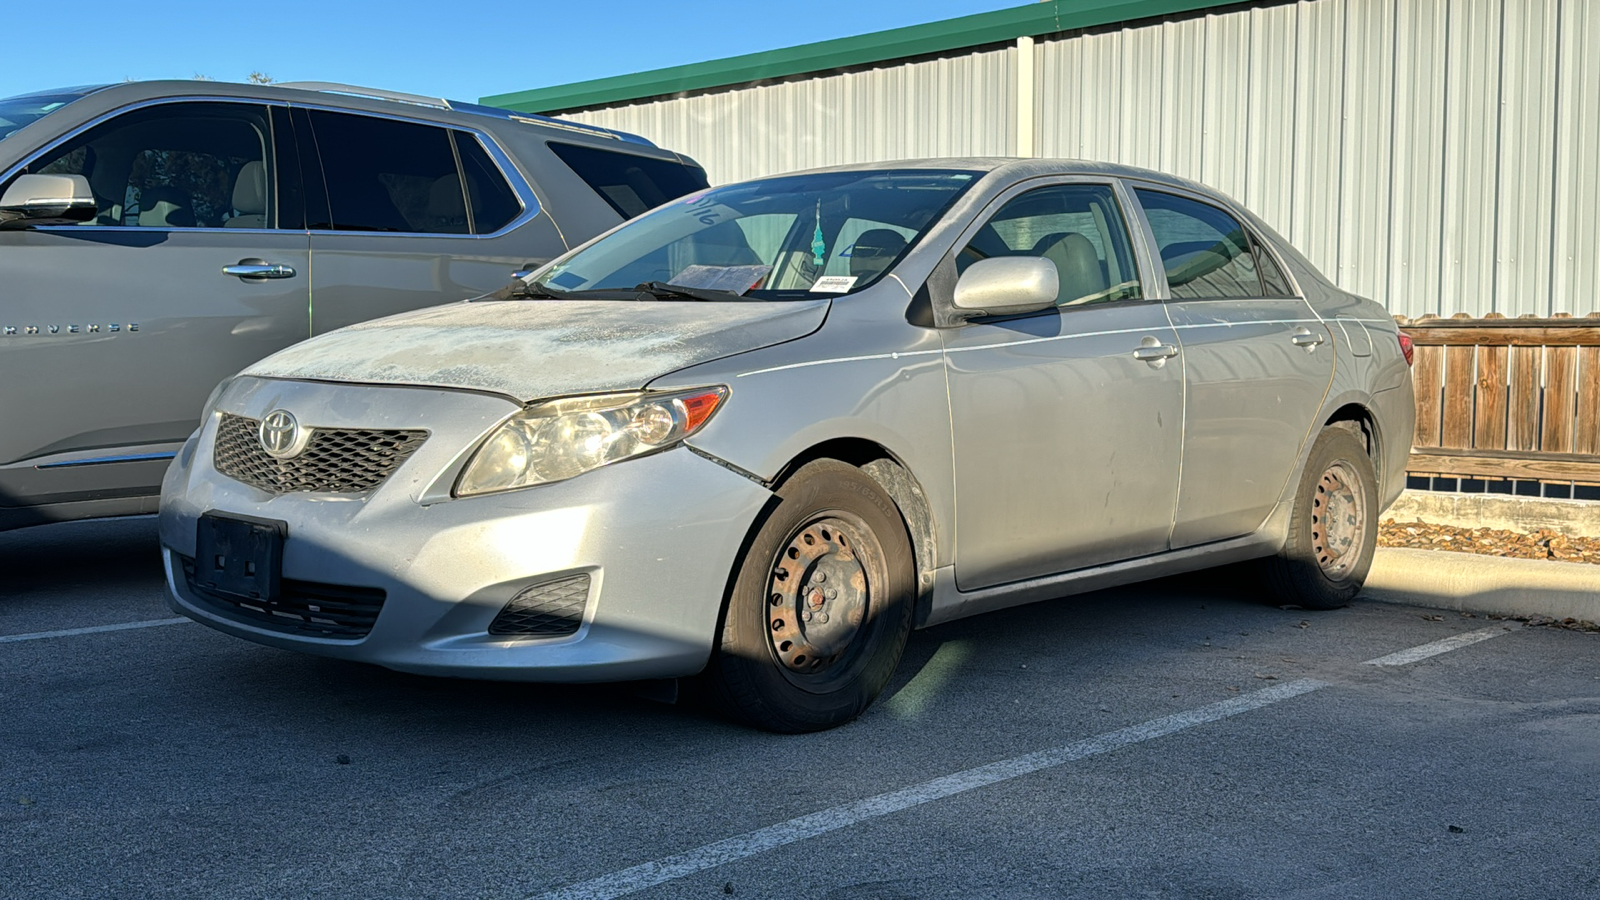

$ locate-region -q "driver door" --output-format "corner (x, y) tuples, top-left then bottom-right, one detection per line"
(941, 179), (1184, 590)
(0, 101), (310, 508)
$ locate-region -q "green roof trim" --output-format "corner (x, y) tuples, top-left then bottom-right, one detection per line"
(482, 0), (1234, 114)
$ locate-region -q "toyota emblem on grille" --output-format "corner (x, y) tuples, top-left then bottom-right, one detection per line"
(259, 409), (312, 459)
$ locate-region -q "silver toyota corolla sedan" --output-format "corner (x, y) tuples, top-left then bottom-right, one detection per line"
(159, 159), (1415, 732)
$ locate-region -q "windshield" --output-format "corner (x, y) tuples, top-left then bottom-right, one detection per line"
(531, 168), (978, 301)
(0, 88), (97, 143)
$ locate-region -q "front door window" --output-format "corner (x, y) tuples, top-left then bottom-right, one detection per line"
(7, 102), (273, 229)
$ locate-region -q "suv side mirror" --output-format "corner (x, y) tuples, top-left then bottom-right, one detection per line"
(0, 174), (98, 228)
(952, 256), (1059, 318)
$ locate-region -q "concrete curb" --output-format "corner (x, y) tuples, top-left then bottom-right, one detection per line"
(1385, 490), (1600, 538)
(1361, 547), (1600, 622)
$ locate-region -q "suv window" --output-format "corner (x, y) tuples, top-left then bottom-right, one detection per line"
(307, 110), (468, 234)
(5, 102), (272, 228)
(547, 141), (710, 219)
(1136, 189), (1273, 300)
(959, 183), (1143, 307)
(453, 132), (522, 233)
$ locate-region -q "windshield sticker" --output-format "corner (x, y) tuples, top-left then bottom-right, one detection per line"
(809, 276), (858, 293)
(811, 200), (827, 267)
(670, 264), (773, 295)
(549, 270), (587, 290)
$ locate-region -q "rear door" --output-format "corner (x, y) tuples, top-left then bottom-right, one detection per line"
(0, 100), (309, 506)
(296, 109), (564, 334)
(1129, 186), (1336, 548)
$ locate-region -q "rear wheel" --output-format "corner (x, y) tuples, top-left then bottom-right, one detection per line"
(1259, 426), (1378, 610)
(704, 460), (914, 733)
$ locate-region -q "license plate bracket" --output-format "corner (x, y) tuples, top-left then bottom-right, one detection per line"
(194, 513), (286, 601)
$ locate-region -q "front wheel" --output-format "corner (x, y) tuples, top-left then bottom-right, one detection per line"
(703, 460), (914, 733)
(1259, 425), (1379, 610)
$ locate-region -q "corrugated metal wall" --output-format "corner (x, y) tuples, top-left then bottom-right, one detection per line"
(565, 0), (1598, 320)
(568, 48), (1016, 186)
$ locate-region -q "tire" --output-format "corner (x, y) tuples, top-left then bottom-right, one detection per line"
(703, 459), (915, 733)
(1259, 425), (1379, 610)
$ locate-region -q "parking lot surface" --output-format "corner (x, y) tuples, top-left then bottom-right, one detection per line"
(4, 518), (1598, 899)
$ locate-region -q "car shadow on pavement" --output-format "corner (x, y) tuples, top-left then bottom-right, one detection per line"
(171, 563), (1280, 742)
(0, 515), (165, 599)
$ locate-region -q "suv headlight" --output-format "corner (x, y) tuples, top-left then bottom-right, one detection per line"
(455, 386), (728, 496)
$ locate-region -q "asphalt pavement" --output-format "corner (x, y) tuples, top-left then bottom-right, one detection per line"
(3, 517), (1598, 899)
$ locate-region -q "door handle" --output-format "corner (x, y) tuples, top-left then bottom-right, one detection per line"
(1132, 343), (1179, 361)
(223, 258), (297, 280)
(1291, 327), (1326, 348)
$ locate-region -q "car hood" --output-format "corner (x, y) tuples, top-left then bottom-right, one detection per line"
(243, 298), (831, 401)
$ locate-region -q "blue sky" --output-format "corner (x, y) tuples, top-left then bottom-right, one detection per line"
(3, 0), (1020, 104)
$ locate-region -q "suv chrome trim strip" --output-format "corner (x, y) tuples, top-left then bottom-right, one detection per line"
(36, 451), (176, 469)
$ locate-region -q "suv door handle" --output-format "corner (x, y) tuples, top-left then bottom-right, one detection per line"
(223, 259), (297, 280)
(1291, 327), (1326, 348)
(1132, 342), (1179, 361)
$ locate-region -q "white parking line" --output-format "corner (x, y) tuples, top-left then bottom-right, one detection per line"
(1363, 625), (1511, 667)
(535, 678), (1327, 900)
(535, 623), (1519, 900)
(0, 617), (190, 644)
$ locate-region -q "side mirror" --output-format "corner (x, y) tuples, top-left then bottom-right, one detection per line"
(0, 174), (98, 228)
(952, 256), (1059, 318)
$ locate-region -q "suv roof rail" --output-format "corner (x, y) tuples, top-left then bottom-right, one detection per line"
(274, 81), (451, 110)
(271, 81), (658, 148)
(448, 101), (656, 147)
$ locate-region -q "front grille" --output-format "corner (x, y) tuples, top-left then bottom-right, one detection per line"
(180, 555), (386, 639)
(489, 574), (590, 637)
(214, 413), (427, 495)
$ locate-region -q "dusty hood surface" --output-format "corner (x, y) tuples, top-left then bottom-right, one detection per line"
(244, 298), (830, 401)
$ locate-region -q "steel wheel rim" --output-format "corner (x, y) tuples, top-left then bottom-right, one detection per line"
(765, 513), (878, 690)
(1310, 461), (1366, 579)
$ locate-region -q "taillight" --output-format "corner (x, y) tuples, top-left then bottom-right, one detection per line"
(1397, 332), (1415, 367)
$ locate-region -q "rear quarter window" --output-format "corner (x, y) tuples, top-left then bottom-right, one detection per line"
(547, 142), (709, 219)
(453, 132), (522, 233)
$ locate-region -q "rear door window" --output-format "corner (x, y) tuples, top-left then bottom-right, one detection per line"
(1255, 237), (1296, 296)
(1135, 189), (1270, 300)
(306, 110), (467, 234)
(6, 101), (273, 228)
(547, 142), (710, 219)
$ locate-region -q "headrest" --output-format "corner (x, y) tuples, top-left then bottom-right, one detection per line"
(137, 186), (195, 228)
(232, 161), (266, 214)
(848, 228), (909, 280)
(1037, 232), (1107, 305)
(428, 174), (467, 224)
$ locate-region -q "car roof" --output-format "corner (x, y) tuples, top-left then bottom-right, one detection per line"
(764, 157), (1220, 195)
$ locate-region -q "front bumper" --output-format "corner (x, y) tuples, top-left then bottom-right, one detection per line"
(159, 377), (773, 682)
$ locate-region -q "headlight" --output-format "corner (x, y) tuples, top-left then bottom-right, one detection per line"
(455, 386), (728, 496)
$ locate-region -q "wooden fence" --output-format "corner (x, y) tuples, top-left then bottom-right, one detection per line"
(1400, 313), (1600, 486)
